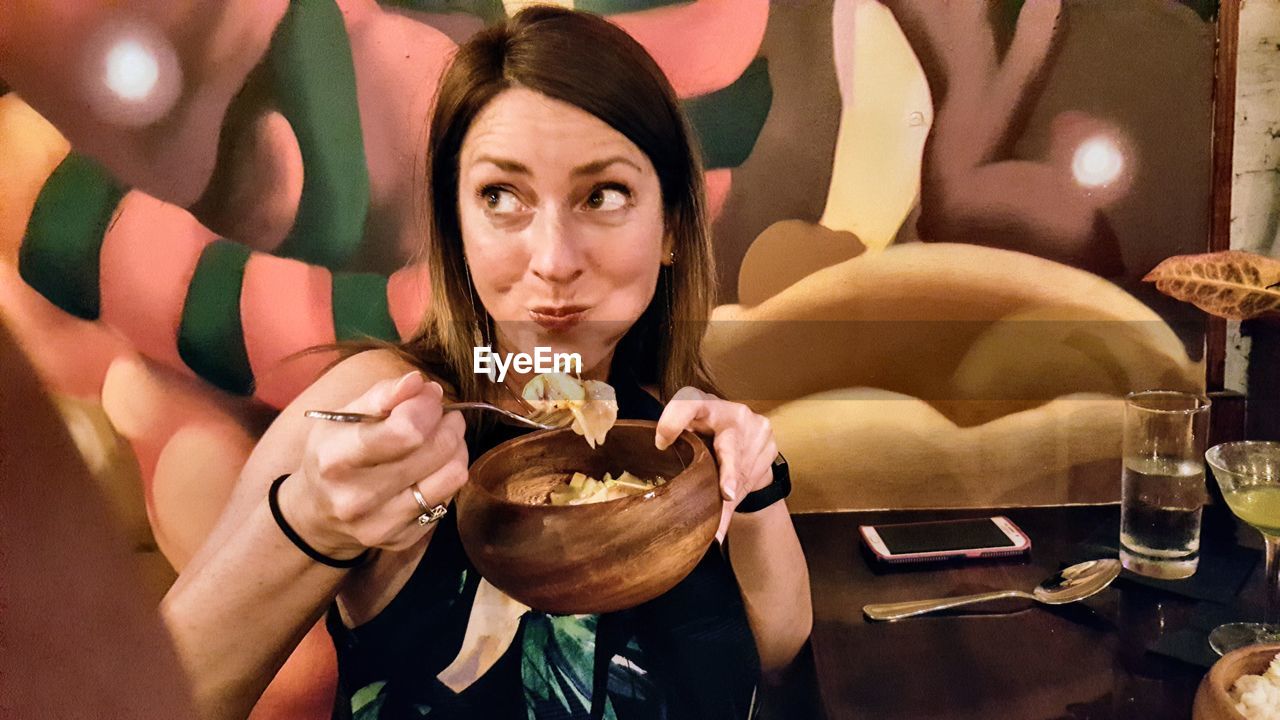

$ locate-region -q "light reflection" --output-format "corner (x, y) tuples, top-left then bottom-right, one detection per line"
(1072, 135), (1125, 188)
(105, 39), (159, 102)
(85, 17), (181, 127)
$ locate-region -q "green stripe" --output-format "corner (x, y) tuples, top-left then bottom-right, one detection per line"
(575, 0), (691, 14)
(18, 153), (125, 320)
(178, 240), (255, 395)
(681, 57), (772, 170)
(269, 0), (371, 269)
(332, 272), (400, 341)
(376, 0), (505, 21)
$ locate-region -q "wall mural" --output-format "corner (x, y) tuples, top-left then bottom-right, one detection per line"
(0, 0), (1216, 715)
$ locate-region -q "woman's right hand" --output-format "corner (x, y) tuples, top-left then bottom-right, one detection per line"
(282, 371), (469, 560)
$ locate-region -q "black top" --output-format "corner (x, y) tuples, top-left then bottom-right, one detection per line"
(326, 376), (761, 719)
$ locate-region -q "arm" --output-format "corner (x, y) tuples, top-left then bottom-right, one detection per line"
(726, 501), (812, 678)
(161, 351), (467, 719)
(655, 388), (813, 676)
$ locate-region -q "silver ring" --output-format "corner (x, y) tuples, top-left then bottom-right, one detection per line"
(411, 487), (447, 526)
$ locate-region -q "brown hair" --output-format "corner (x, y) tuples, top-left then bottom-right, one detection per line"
(401, 5), (719, 403)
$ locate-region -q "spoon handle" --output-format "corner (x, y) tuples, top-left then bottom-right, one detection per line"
(863, 590), (1034, 621)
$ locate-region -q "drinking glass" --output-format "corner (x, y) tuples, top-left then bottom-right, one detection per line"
(1119, 391), (1211, 580)
(1206, 441), (1280, 655)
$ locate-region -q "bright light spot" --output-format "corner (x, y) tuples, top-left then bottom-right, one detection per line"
(1072, 135), (1124, 188)
(86, 17), (182, 127)
(104, 39), (159, 102)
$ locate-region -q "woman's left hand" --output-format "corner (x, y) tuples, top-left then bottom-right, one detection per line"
(655, 387), (778, 512)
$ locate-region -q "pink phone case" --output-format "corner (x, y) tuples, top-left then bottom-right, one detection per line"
(859, 516), (1031, 564)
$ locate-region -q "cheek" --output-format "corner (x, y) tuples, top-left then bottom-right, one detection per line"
(458, 210), (526, 302)
(593, 232), (663, 316)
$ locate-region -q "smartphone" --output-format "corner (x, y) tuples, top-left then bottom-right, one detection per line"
(859, 516), (1031, 564)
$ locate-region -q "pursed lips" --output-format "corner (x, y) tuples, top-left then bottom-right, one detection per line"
(528, 305), (589, 331)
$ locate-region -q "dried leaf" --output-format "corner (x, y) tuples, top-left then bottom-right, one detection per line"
(1143, 251), (1280, 320)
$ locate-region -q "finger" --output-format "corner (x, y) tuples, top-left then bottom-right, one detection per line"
(372, 410), (465, 481)
(345, 371), (435, 416)
(349, 442), (469, 551)
(745, 438), (777, 494)
(713, 429), (742, 502)
(395, 447), (468, 532)
(407, 444), (469, 517)
(654, 387), (711, 450)
(351, 385), (448, 467)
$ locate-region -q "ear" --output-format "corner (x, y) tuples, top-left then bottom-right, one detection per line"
(661, 232), (675, 266)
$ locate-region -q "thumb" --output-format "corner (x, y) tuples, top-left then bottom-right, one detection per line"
(351, 371), (429, 416)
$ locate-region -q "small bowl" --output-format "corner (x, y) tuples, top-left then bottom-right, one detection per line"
(1193, 643), (1280, 720)
(455, 420), (720, 614)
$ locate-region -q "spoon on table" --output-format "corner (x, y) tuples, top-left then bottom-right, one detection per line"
(862, 558), (1121, 622)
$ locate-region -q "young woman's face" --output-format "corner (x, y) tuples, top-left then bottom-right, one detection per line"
(457, 87), (669, 378)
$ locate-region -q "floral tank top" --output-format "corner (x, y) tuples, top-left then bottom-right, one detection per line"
(325, 376), (761, 719)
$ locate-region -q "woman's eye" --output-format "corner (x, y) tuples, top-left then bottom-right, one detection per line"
(480, 186), (523, 214)
(584, 185), (631, 212)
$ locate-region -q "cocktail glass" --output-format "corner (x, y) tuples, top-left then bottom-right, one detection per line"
(1206, 441), (1280, 655)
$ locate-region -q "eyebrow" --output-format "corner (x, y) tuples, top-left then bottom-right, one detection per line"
(472, 155), (643, 177)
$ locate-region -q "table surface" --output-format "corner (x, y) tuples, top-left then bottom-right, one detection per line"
(789, 504), (1258, 720)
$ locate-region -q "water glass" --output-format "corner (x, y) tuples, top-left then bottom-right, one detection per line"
(1119, 390), (1211, 580)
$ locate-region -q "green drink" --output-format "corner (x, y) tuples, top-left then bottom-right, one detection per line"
(1224, 486), (1280, 537)
(1206, 442), (1280, 655)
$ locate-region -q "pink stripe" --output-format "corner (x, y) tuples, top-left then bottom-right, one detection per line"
(99, 192), (213, 374)
(242, 253), (338, 409)
(705, 168), (732, 221)
(387, 261), (431, 340)
(611, 0), (769, 98)
(0, 263), (130, 399)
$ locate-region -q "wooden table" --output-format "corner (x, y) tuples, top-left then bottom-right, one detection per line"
(788, 505), (1250, 720)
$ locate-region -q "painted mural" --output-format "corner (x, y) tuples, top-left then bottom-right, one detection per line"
(0, 1), (1217, 716)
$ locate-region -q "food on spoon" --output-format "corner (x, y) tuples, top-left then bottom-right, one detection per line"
(546, 471), (667, 505)
(522, 373), (618, 448)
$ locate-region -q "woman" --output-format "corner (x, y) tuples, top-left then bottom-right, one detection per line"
(162, 7), (811, 719)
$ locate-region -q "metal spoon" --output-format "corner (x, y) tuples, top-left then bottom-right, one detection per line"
(862, 558), (1121, 622)
(304, 402), (570, 431)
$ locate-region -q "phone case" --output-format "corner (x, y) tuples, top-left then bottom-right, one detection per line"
(859, 516), (1031, 564)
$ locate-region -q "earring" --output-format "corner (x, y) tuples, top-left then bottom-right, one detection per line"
(665, 250), (676, 266)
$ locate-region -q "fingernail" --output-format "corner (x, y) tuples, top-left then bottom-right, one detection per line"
(722, 484), (737, 502)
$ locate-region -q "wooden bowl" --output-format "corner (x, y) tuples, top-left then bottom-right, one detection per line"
(455, 420), (720, 614)
(1193, 643), (1280, 720)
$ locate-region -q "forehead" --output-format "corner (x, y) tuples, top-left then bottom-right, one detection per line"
(459, 87), (652, 175)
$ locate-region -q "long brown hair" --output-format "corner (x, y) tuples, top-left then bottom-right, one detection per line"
(402, 5), (719, 402)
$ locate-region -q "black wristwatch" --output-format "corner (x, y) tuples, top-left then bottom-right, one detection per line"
(734, 453), (791, 513)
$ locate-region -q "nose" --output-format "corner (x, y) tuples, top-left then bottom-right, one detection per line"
(527, 210), (584, 285)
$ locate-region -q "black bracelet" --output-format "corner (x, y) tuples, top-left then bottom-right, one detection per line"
(268, 474), (369, 569)
(734, 453), (791, 514)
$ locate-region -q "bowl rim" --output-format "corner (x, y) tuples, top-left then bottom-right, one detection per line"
(1201, 642), (1280, 720)
(464, 419), (713, 511)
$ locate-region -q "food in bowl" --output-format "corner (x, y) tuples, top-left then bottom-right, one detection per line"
(456, 421), (720, 614)
(546, 471), (667, 505)
(522, 373), (618, 447)
(1231, 652), (1280, 719)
